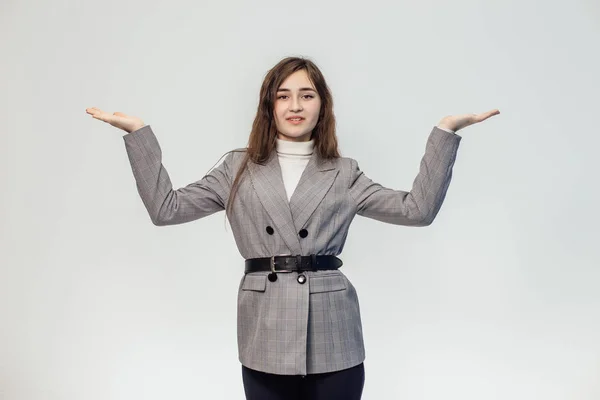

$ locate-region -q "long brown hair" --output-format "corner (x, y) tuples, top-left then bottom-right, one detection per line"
(225, 56), (340, 216)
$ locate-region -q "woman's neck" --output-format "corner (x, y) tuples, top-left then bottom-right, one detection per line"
(276, 138), (314, 156)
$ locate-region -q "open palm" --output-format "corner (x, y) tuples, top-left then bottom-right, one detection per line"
(85, 107), (146, 134)
(438, 109), (500, 132)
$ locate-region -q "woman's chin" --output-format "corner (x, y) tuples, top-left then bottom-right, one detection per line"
(276, 131), (312, 142)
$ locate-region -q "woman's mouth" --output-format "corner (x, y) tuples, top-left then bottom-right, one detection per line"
(287, 117), (304, 124)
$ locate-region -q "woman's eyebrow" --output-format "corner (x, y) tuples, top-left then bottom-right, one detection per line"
(276, 87), (316, 92)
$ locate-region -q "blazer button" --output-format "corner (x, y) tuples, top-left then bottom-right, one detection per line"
(266, 226), (274, 235)
(298, 229), (308, 238)
(297, 274), (306, 284)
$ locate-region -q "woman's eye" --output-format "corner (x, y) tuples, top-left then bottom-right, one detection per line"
(277, 94), (314, 100)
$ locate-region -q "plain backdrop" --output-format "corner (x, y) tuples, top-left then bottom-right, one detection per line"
(1, 0), (599, 399)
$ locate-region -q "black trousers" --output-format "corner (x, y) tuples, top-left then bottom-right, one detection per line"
(241, 362), (365, 400)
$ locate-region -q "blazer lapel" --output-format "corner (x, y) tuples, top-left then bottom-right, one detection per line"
(289, 153), (339, 230)
(247, 153), (302, 255)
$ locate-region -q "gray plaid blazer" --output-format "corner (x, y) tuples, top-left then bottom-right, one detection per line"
(122, 125), (462, 375)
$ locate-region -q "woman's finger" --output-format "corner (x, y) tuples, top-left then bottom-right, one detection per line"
(94, 110), (112, 122)
(86, 107), (104, 118)
(478, 109), (500, 121)
(87, 108), (116, 124)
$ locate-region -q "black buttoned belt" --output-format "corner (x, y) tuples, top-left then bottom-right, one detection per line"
(244, 255), (343, 274)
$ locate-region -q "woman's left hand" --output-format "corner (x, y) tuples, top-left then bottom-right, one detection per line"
(438, 109), (500, 132)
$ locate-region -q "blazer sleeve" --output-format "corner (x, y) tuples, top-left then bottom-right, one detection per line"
(122, 124), (236, 226)
(348, 126), (462, 226)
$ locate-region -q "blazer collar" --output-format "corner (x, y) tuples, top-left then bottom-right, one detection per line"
(289, 152), (338, 231)
(247, 151), (338, 255)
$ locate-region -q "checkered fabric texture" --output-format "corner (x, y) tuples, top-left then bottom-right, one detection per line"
(123, 125), (461, 375)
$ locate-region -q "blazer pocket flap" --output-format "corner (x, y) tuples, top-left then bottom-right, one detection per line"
(241, 274), (267, 292)
(309, 274), (347, 294)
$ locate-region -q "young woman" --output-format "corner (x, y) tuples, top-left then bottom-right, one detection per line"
(86, 56), (499, 400)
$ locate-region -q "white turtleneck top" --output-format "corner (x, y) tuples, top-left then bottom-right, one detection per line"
(275, 137), (315, 201)
(275, 126), (454, 201)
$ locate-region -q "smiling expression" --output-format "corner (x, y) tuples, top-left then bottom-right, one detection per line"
(273, 69), (322, 142)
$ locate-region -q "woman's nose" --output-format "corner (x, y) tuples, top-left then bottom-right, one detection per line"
(289, 97), (302, 112)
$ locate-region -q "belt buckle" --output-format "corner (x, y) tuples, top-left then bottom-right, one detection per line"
(270, 254), (293, 273)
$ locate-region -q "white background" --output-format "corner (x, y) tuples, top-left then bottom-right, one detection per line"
(1, 0), (599, 398)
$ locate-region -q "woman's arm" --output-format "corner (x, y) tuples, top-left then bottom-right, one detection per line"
(85, 107), (241, 226)
(348, 109), (499, 226)
(123, 125), (235, 226)
(348, 126), (461, 226)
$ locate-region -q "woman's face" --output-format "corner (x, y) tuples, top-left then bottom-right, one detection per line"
(273, 69), (322, 142)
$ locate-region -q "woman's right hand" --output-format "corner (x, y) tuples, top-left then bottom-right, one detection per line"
(85, 107), (146, 134)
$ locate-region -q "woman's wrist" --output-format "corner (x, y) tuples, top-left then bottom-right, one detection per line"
(436, 124), (456, 134)
(129, 123), (146, 133)
(437, 123), (455, 132)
